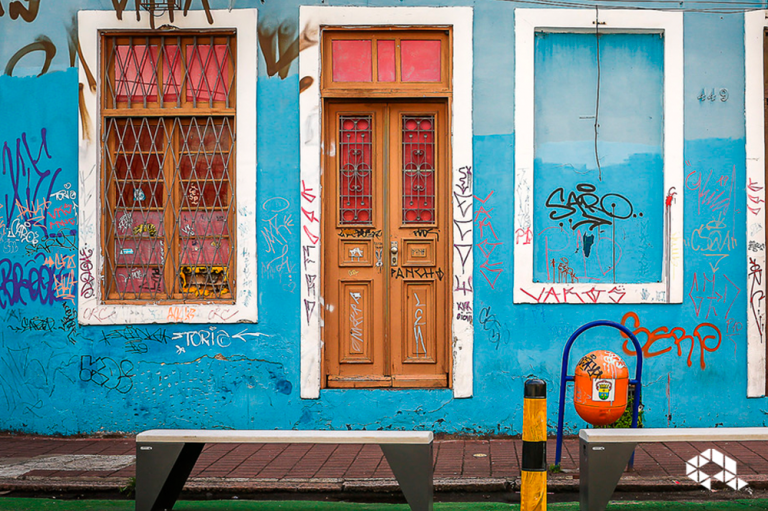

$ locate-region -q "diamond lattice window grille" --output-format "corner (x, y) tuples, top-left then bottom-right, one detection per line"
(102, 33), (236, 302)
(105, 33), (235, 110)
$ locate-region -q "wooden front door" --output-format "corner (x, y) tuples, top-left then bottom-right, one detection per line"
(323, 100), (451, 388)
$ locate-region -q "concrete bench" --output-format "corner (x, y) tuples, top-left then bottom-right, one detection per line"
(579, 427), (768, 511)
(135, 429), (434, 511)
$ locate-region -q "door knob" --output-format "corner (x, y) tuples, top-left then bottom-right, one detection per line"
(390, 241), (398, 266)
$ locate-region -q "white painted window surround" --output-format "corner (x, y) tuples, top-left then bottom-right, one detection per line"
(77, 9), (258, 325)
(299, 6), (474, 399)
(744, 11), (767, 398)
(514, 9), (684, 305)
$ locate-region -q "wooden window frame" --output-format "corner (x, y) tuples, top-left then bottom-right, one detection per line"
(100, 31), (237, 303)
(321, 28), (452, 97)
(77, 9), (258, 325)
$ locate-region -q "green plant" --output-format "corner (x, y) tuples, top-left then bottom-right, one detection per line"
(549, 463), (563, 473)
(119, 476), (136, 499)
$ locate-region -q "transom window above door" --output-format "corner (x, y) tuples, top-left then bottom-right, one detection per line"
(321, 29), (452, 95)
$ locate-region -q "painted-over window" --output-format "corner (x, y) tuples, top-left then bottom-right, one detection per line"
(514, 9), (683, 304)
(78, 9), (257, 324)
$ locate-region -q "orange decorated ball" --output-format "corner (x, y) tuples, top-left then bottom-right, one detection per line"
(573, 350), (629, 426)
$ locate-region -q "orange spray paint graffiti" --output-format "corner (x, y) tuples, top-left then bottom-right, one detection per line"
(619, 311), (722, 370)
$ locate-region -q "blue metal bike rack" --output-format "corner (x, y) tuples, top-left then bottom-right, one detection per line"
(554, 320), (644, 467)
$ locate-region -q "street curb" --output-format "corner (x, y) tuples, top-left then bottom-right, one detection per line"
(3, 474), (766, 496)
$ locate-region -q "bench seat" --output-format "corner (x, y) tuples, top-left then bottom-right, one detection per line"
(580, 427), (768, 443)
(135, 429), (434, 511)
(137, 429), (432, 445)
(579, 427), (768, 511)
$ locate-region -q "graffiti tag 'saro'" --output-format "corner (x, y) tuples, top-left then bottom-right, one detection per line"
(686, 449), (749, 490)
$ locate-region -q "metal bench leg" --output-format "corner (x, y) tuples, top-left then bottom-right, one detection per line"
(135, 442), (204, 511)
(579, 439), (636, 511)
(381, 443), (434, 511)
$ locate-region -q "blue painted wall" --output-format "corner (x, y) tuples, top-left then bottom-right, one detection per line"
(0, 0), (766, 435)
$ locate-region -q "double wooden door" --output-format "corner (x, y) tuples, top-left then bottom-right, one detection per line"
(323, 101), (451, 388)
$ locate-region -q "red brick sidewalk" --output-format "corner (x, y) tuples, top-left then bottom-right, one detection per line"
(1, 436), (767, 495)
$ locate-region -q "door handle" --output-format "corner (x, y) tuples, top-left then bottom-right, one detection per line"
(390, 240), (398, 267)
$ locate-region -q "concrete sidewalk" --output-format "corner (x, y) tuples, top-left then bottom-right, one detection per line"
(1, 435), (767, 498)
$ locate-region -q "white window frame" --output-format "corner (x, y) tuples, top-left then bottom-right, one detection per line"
(744, 10), (767, 397)
(299, 6), (474, 399)
(514, 9), (684, 304)
(77, 9), (258, 325)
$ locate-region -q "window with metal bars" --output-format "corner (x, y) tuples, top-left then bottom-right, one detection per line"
(101, 31), (236, 302)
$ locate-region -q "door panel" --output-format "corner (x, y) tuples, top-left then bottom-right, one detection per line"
(339, 280), (374, 363)
(325, 103), (387, 387)
(323, 101), (450, 389)
(388, 103), (449, 388)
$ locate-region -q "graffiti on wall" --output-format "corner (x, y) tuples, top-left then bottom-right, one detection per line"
(300, 179), (319, 326)
(3, 301), (78, 344)
(680, 159), (744, 371)
(620, 311), (722, 370)
(79, 355), (134, 394)
(258, 15), (318, 82)
(453, 165), (472, 276)
(688, 271), (740, 321)
(452, 165), (474, 333)
(98, 326), (169, 355)
(474, 190), (503, 290)
(0, 128), (78, 310)
(477, 305), (509, 350)
(1, 129), (77, 260)
(748, 257), (765, 343)
(537, 182), (643, 284)
(171, 327), (265, 354)
(685, 164), (738, 274)
(261, 197), (295, 292)
(520, 284), (626, 304)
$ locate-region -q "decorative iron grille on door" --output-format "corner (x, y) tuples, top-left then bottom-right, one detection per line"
(101, 31), (236, 301)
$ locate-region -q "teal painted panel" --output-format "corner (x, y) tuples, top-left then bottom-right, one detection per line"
(533, 33), (664, 284)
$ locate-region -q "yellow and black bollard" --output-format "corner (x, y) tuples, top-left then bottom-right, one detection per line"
(521, 378), (547, 511)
